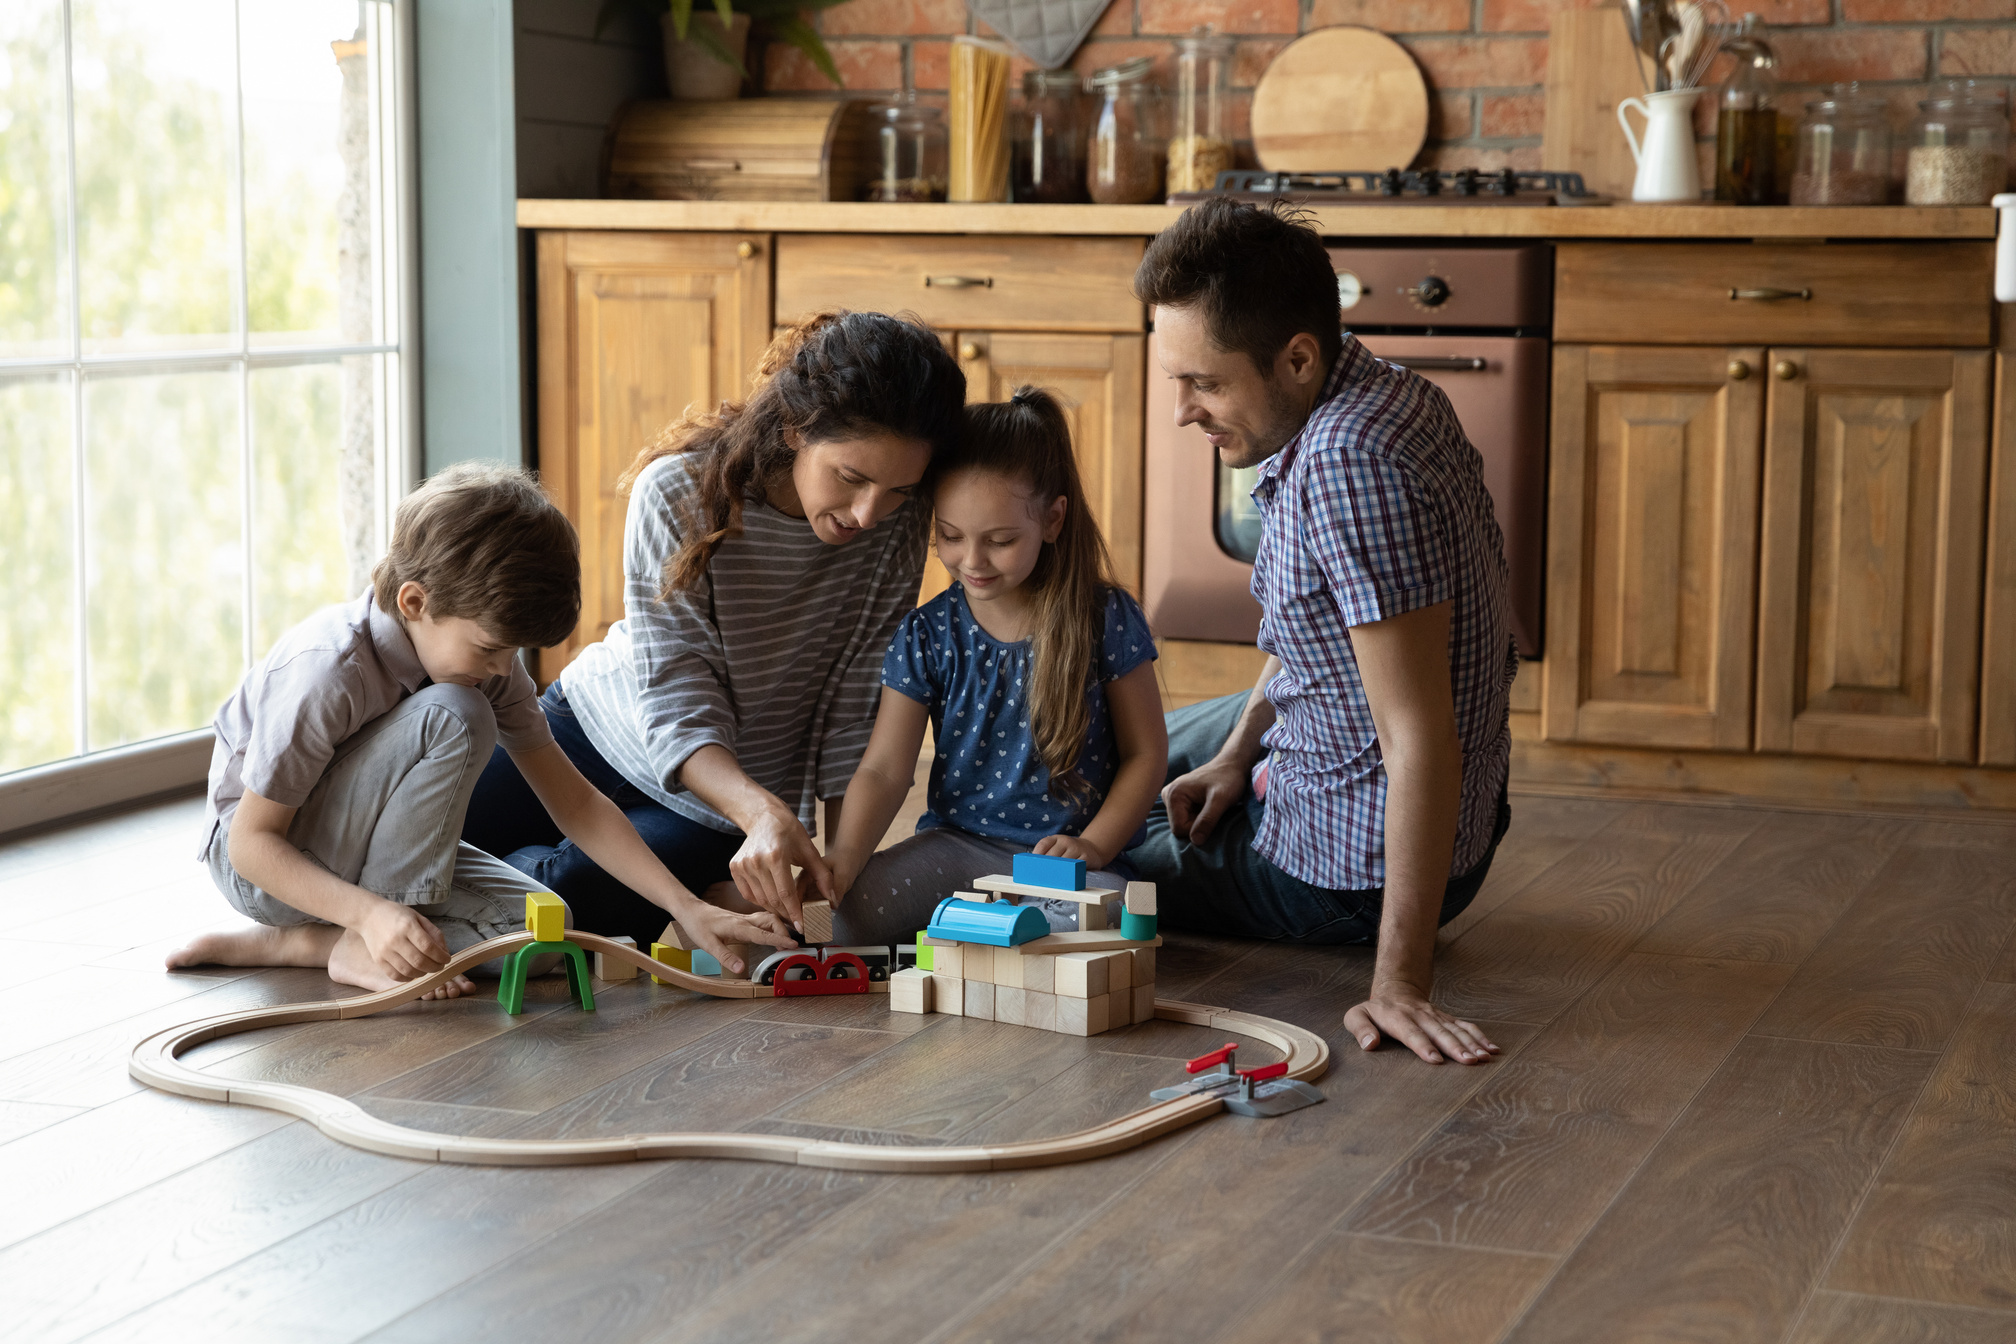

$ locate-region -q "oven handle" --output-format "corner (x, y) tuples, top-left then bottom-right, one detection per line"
(1390, 355), (1489, 371)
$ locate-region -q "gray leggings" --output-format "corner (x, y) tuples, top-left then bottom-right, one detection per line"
(206, 683), (561, 974)
(831, 826), (1127, 947)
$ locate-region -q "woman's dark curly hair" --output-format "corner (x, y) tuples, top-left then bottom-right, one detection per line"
(619, 309), (967, 594)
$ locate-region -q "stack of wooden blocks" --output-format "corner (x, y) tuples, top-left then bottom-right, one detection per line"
(888, 856), (1160, 1038)
(895, 938), (1156, 1036)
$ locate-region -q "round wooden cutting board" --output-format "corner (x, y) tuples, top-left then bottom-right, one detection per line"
(1250, 27), (1430, 171)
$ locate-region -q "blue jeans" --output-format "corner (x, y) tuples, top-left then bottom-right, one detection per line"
(461, 683), (742, 950)
(1123, 692), (1510, 944)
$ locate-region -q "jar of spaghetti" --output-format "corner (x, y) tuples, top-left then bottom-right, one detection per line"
(1167, 27), (1234, 195)
(1086, 56), (1162, 205)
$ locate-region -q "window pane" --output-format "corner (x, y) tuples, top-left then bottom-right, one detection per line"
(242, 0), (383, 350)
(0, 2), (74, 360)
(0, 374), (76, 771)
(251, 358), (374, 654)
(85, 367), (241, 750)
(72, 0), (238, 355)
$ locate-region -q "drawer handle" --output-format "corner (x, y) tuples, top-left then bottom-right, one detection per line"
(1729, 287), (1812, 302)
(1392, 356), (1487, 372)
(679, 158), (741, 172)
(1728, 359), (1750, 380)
(1775, 359), (1800, 381)
(925, 275), (993, 289)
(959, 341), (983, 361)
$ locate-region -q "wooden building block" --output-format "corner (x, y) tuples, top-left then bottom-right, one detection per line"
(1099, 949), (1132, 992)
(1006, 929), (1162, 955)
(594, 935), (639, 981)
(1104, 987), (1132, 1027)
(1131, 946), (1156, 983)
(933, 974), (965, 1015)
(1058, 993), (1111, 1037)
(1017, 952), (1055, 994)
(963, 979), (996, 1021)
(525, 891), (567, 942)
(799, 899), (834, 945)
(658, 919), (692, 950)
(1133, 982), (1155, 1024)
(1014, 851), (1088, 890)
(1124, 880), (1157, 916)
(1079, 898), (1108, 931)
(997, 984), (1028, 1026)
(889, 966), (934, 1014)
(964, 943), (996, 985)
(928, 941), (964, 978)
(1055, 951), (1111, 999)
(1026, 989), (1058, 1033)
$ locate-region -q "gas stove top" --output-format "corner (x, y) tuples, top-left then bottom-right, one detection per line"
(1168, 168), (1603, 206)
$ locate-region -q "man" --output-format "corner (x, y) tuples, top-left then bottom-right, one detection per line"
(1126, 198), (1516, 1067)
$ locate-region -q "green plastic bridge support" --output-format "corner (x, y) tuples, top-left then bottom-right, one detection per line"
(497, 939), (596, 1016)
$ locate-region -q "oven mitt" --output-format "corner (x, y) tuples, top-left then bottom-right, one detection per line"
(964, 0), (1114, 71)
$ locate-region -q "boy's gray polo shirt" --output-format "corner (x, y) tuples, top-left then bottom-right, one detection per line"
(198, 590), (553, 854)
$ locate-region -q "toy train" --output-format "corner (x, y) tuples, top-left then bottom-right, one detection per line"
(749, 943), (915, 986)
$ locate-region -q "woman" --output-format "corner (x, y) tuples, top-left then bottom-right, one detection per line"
(463, 310), (968, 950)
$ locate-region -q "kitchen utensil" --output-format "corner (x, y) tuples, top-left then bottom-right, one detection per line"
(1660, 0), (1726, 91)
(1250, 26), (1430, 171)
(1638, 0), (1672, 89)
(1543, 7), (1656, 200)
(1618, 87), (1703, 201)
(1621, 0), (1650, 92)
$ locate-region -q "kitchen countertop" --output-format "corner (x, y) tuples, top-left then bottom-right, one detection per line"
(517, 199), (1996, 240)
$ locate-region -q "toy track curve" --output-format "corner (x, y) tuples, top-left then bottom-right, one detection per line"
(130, 930), (1330, 1171)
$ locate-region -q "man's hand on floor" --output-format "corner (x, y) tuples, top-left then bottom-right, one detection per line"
(1345, 988), (1499, 1065)
(1162, 756), (1250, 844)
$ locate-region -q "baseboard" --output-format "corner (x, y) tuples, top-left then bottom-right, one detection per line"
(1511, 736), (2016, 819)
(0, 730), (214, 839)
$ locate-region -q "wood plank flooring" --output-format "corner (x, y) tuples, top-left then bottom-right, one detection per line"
(2, 790), (2013, 1344)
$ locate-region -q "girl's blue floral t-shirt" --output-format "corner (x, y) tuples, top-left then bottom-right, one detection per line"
(882, 583), (1156, 847)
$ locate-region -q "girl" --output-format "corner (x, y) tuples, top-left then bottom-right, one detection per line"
(463, 311), (969, 954)
(825, 387), (1169, 946)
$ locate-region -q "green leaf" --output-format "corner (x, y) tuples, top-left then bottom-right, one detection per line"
(592, 0), (667, 40)
(669, 0), (693, 40)
(766, 14), (841, 87)
(712, 0), (736, 31)
(685, 11), (749, 79)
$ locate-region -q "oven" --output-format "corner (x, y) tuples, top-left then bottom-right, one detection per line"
(1142, 243), (1552, 658)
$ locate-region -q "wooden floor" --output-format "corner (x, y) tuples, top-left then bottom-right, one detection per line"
(3, 789), (2014, 1344)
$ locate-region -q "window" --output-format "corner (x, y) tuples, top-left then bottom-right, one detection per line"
(0, 0), (412, 777)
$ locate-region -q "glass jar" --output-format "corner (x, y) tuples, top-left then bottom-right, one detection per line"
(861, 97), (947, 202)
(1012, 69), (1087, 203)
(1167, 26), (1234, 195)
(1790, 85), (1892, 205)
(1713, 24), (1778, 206)
(1086, 56), (1162, 205)
(1905, 80), (2010, 205)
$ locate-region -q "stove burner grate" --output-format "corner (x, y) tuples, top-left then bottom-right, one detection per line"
(1183, 167), (1595, 202)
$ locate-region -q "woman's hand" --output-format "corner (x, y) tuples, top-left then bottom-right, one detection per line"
(1032, 833), (1107, 869)
(730, 805), (835, 931)
(679, 902), (796, 978)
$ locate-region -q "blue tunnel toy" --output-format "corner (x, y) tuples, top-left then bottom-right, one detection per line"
(925, 896), (1050, 948)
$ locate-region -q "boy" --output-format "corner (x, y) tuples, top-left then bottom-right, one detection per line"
(168, 462), (792, 997)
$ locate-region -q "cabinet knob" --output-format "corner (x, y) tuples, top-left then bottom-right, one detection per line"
(958, 341), (983, 361)
(736, 240), (757, 259)
(1727, 359), (1750, 381)
(1774, 359), (1800, 381)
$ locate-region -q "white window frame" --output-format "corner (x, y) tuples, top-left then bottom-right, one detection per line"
(0, 0), (420, 835)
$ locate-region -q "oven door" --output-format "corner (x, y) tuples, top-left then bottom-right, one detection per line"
(1141, 332), (1548, 657)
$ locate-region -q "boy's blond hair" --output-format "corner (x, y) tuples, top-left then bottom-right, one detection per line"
(371, 462), (580, 649)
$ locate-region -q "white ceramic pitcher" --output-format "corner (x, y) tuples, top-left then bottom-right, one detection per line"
(1617, 88), (1702, 203)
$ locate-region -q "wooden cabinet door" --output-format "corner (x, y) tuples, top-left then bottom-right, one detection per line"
(1755, 348), (1990, 762)
(534, 231), (771, 681)
(1543, 345), (1764, 750)
(1982, 351), (2016, 765)
(953, 330), (1147, 592)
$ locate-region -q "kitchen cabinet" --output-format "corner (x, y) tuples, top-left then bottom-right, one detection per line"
(1755, 348), (1989, 764)
(533, 231), (772, 681)
(1543, 344), (1765, 751)
(1982, 351), (2016, 766)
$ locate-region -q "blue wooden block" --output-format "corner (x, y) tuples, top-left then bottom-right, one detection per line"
(926, 897), (1050, 947)
(690, 949), (722, 976)
(1013, 852), (1087, 891)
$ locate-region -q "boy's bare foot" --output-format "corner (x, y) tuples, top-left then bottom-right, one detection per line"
(328, 928), (474, 1000)
(166, 924), (342, 970)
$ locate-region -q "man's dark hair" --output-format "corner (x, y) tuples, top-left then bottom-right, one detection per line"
(372, 461), (581, 651)
(1134, 197), (1343, 374)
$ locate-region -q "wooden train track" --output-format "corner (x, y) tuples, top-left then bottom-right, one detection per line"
(128, 930), (1331, 1171)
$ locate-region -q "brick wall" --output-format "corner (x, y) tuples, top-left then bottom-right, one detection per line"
(760, 0), (2016, 174)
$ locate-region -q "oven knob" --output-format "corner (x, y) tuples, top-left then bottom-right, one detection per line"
(1336, 271), (1364, 310)
(1405, 275), (1451, 308)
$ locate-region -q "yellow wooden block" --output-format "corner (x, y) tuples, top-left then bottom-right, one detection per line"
(525, 892), (566, 942)
(649, 941), (692, 985)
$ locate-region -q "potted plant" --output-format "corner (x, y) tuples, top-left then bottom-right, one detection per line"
(598, 0), (854, 99)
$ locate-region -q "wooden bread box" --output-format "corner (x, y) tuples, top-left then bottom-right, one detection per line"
(604, 99), (872, 202)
